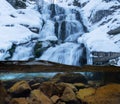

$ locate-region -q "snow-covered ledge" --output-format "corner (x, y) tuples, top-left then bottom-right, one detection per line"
(78, 28), (120, 66)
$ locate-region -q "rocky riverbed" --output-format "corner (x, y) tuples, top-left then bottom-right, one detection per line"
(0, 72), (120, 104)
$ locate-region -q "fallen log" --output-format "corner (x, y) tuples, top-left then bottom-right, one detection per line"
(0, 60), (120, 73)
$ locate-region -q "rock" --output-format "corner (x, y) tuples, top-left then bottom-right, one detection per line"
(77, 84), (120, 104)
(57, 101), (66, 104)
(88, 81), (101, 87)
(51, 95), (60, 103)
(51, 73), (87, 84)
(61, 87), (77, 102)
(76, 87), (96, 101)
(92, 51), (120, 65)
(28, 77), (49, 86)
(40, 81), (65, 97)
(31, 83), (40, 90)
(57, 82), (78, 92)
(73, 83), (87, 89)
(90, 10), (113, 24)
(10, 98), (28, 104)
(29, 27), (39, 34)
(9, 80), (31, 97)
(108, 26), (120, 35)
(93, 83), (120, 104)
(30, 89), (53, 104)
(7, 0), (26, 9)
(33, 41), (49, 58)
(0, 81), (8, 104)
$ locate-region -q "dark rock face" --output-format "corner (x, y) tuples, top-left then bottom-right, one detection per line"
(92, 51), (120, 65)
(90, 10), (113, 24)
(5, 43), (17, 60)
(7, 0), (26, 9)
(49, 4), (65, 18)
(103, 0), (120, 2)
(73, 0), (81, 7)
(107, 26), (120, 35)
(51, 73), (88, 84)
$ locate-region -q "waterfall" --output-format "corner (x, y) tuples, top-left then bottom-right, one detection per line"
(3, 0), (88, 66)
(36, 0), (87, 66)
(39, 42), (87, 66)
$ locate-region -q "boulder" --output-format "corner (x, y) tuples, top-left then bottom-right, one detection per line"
(10, 98), (28, 104)
(57, 82), (78, 92)
(76, 87), (96, 101)
(31, 83), (40, 90)
(61, 87), (77, 102)
(30, 89), (53, 104)
(51, 95), (60, 103)
(77, 83), (120, 104)
(73, 83), (87, 89)
(51, 73), (87, 84)
(40, 81), (65, 97)
(9, 80), (31, 97)
(56, 101), (66, 104)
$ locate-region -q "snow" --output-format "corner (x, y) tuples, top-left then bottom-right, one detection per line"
(0, 25), (39, 60)
(0, 25), (38, 44)
(0, 0), (16, 15)
(78, 27), (120, 52)
(0, 0), (41, 60)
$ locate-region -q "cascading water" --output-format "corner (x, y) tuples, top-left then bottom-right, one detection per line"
(37, 0), (87, 66)
(6, 0), (88, 66)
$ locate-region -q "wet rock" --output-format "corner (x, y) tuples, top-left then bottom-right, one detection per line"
(30, 89), (53, 104)
(31, 83), (40, 90)
(28, 77), (49, 86)
(51, 95), (60, 103)
(9, 80), (31, 97)
(73, 83), (87, 89)
(61, 87), (77, 102)
(51, 73), (87, 84)
(33, 41), (49, 58)
(88, 81), (103, 87)
(10, 98), (28, 104)
(57, 101), (66, 104)
(77, 83), (120, 104)
(76, 87), (96, 101)
(0, 81), (8, 104)
(57, 82), (78, 92)
(40, 81), (65, 97)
